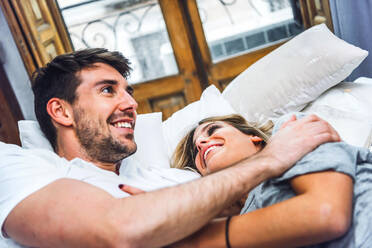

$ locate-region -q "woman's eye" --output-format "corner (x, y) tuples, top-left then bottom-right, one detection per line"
(207, 125), (220, 136)
(192, 146), (198, 159)
(101, 86), (114, 94)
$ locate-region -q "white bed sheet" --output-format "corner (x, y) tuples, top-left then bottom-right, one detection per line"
(356, 77), (372, 151)
(351, 77), (372, 150)
(303, 77), (372, 149)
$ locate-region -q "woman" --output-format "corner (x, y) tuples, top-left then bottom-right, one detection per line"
(171, 113), (372, 247)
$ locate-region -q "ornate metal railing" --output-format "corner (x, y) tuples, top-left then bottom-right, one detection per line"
(61, 0), (157, 50)
(60, 0), (294, 81)
(61, 0), (290, 50)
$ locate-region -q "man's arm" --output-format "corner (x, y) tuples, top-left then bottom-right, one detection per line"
(4, 156), (273, 248)
(4, 114), (339, 248)
(172, 171), (352, 248)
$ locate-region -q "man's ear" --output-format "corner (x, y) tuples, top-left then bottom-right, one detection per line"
(46, 98), (73, 127)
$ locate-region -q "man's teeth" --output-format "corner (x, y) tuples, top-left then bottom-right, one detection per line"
(114, 122), (132, 128)
(204, 146), (218, 161)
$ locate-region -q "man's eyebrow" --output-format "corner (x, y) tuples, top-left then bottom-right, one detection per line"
(93, 79), (118, 87)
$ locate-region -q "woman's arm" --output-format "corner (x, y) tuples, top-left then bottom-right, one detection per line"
(172, 171), (353, 248)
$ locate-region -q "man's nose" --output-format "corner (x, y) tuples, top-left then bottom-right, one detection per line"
(118, 91), (138, 111)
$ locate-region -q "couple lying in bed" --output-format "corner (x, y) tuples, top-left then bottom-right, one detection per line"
(170, 112), (372, 247)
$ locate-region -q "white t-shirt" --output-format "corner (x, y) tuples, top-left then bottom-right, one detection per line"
(0, 142), (199, 247)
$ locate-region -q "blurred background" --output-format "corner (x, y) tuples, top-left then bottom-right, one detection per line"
(1, 0), (370, 145)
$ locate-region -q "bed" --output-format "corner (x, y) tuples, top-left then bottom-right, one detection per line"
(17, 24), (372, 190)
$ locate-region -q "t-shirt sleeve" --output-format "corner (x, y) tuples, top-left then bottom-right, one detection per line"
(0, 142), (66, 239)
(270, 113), (357, 183)
(271, 142), (357, 183)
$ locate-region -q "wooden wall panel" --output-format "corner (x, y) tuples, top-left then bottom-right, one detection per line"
(151, 93), (186, 120)
(0, 65), (23, 145)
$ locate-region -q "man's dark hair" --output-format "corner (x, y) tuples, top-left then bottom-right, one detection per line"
(31, 48), (131, 150)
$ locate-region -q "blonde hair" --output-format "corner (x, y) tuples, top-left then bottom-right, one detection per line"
(171, 114), (273, 173)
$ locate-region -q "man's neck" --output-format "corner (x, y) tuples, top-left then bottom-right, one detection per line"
(56, 133), (119, 174)
(90, 160), (120, 174)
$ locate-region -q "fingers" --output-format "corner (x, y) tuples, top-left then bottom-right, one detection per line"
(301, 115), (341, 142)
(312, 126), (341, 144)
(295, 114), (322, 126)
(324, 119), (341, 142)
(313, 132), (334, 145)
(280, 114), (297, 129)
(261, 113), (341, 177)
(286, 114), (340, 143)
(118, 184), (145, 195)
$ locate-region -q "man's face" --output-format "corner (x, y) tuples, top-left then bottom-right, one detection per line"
(72, 63), (138, 164)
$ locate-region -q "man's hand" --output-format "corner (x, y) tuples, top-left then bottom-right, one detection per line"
(260, 114), (340, 177)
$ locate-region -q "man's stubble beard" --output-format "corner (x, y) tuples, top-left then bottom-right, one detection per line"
(73, 107), (137, 164)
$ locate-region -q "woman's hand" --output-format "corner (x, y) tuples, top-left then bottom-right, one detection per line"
(119, 184), (145, 195)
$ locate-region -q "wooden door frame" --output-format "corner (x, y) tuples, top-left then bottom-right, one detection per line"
(134, 0), (203, 103)
(9, 0), (73, 66)
(0, 63), (23, 145)
(0, 0), (73, 77)
(0, 0), (37, 77)
(1, 0), (333, 89)
(0, 0), (334, 119)
(300, 0), (333, 30)
(1, 0), (204, 120)
(130, 0), (205, 116)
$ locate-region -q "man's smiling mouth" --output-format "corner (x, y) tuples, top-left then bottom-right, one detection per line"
(108, 110), (136, 130)
(113, 121), (133, 129)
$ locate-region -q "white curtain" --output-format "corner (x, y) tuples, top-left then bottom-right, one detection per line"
(330, 0), (372, 81)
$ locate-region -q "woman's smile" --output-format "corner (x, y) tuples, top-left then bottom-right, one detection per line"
(193, 120), (261, 175)
(202, 143), (223, 167)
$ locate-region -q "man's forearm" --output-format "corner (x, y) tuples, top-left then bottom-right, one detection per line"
(4, 153), (276, 248)
(120, 114), (342, 247)
(5, 114), (340, 247)
(112, 153), (275, 247)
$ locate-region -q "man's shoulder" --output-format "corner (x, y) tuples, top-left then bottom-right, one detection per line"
(0, 142), (29, 158)
(0, 141), (53, 154)
(0, 141), (21, 150)
(0, 141), (63, 167)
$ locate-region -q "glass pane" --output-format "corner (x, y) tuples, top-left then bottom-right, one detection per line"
(57, 0), (178, 84)
(196, 0), (304, 62)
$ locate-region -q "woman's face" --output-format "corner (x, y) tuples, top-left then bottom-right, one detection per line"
(193, 121), (262, 176)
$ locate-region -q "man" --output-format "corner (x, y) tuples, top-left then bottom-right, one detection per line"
(0, 48), (340, 247)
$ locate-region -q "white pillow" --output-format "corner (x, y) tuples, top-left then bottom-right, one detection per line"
(18, 120), (54, 151)
(18, 113), (200, 189)
(18, 113), (170, 168)
(303, 80), (372, 148)
(162, 85), (236, 159)
(129, 112), (170, 169)
(222, 24), (368, 124)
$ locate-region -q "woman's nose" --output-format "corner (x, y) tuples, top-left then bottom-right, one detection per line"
(195, 136), (208, 151)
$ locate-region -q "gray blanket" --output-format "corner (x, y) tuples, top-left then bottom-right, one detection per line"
(241, 113), (372, 247)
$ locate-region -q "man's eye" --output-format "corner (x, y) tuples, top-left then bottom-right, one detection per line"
(126, 86), (134, 96)
(102, 86), (114, 94)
